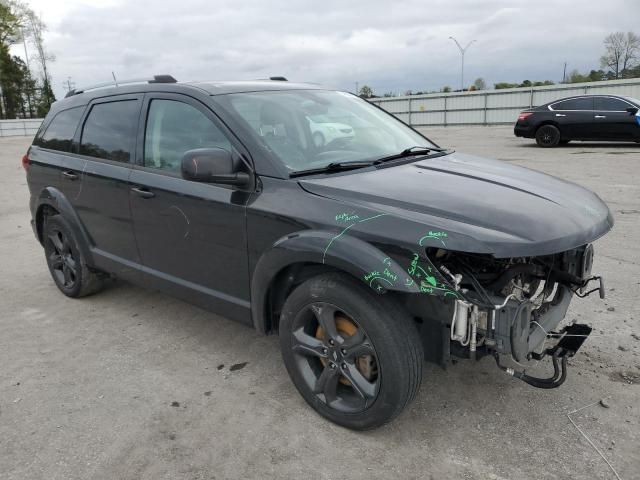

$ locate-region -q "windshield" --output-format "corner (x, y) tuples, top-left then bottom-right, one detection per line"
(221, 90), (438, 172)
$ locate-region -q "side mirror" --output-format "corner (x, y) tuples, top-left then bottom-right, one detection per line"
(626, 106), (639, 115)
(181, 148), (250, 187)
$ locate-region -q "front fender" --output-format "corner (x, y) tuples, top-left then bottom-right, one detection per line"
(251, 230), (422, 333)
(34, 186), (95, 265)
(251, 229), (459, 333)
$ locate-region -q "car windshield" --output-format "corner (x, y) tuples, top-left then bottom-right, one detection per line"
(220, 90), (437, 172)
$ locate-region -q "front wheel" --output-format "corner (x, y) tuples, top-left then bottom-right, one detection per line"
(535, 124), (561, 147)
(279, 273), (423, 430)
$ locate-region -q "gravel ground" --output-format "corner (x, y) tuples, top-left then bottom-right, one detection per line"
(1, 127), (639, 480)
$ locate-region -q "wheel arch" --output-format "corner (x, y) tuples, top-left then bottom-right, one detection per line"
(34, 187), (95, 265)
(251, 230), (420, 334)
(536, 120), (563, 134)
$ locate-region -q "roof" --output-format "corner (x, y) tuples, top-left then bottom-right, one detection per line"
(185, 80), (325, 95)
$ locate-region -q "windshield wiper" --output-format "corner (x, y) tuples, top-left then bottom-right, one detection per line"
(375, 145), (446, 164)
(289, 160), (376, 178)
(289, 146), (446, 178)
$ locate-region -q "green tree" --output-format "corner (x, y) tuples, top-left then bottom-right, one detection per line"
(494, 82), (518, 89)
(358, 85), (373, 98)
(472, 77), (486, 90)
(441, 85), (451, 93)
(0, 0), (55, 118)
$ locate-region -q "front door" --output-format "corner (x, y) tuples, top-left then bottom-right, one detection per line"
(129, 94), (252, 323)
(593, 96), (640, 140)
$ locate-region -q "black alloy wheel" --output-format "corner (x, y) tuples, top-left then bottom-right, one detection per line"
(290, 302), (379, 413)
(43, 215), (103, 298)
(279, 273), (423, 430)
(535, 124), (561, 147)
(46, 228), (78, 290)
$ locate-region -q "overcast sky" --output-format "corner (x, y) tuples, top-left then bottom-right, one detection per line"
(9, 0), (640, 99)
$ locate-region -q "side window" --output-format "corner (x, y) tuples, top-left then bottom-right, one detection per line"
(144, 99), (231, 172)
(594, 97), (630, 111)
(79, 100), (139, 162)
(551, 97), (594, 111)
(36, 107), (84, 152)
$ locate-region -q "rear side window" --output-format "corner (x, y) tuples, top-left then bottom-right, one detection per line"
(79, 100), (139, 162)
(551, 97), (594, 111)
(594, 97), (630, 111)
(144, 99), (231, 172)
(37, 107), (84, 152)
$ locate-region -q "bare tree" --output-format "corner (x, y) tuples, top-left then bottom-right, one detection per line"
(23, 9), (55, 109)
(600, 32), (640, 79)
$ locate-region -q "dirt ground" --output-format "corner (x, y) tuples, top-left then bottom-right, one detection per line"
(1, 127), (638, 480)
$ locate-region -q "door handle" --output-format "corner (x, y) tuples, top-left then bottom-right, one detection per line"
(594, 115), (607, 119)
(555, 113), (566, 117)
(61, 170), (78, 180)
(131, 186), (155, 199)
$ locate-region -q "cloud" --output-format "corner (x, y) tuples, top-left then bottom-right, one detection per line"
(16, 0), (640, 98)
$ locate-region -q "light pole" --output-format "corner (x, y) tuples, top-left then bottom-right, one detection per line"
(449, 37), (476, 91)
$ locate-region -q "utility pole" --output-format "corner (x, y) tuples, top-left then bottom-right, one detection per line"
(449, 36), (476, 91)
(562, 62), (567, 83)
(63, 77), (75, 93)
(355, 81), (359, 96)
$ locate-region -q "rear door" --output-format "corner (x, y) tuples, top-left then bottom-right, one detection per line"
(128, 93), (252, 323)
(71, 95), (142, 277)
(593, 96), (639, 140)
(29, 106), (86, 201)
(549, 97), (595, 139)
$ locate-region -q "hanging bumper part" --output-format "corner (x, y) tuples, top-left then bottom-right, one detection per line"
(495, 323), (592, 389)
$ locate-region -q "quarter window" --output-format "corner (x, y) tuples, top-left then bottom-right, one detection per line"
(37, 107), (84, 152)
(594, 97), (630, 111)
(551, 97), (594, 111)
(79, 100), (139, 162)
(144, 99), (231, 172)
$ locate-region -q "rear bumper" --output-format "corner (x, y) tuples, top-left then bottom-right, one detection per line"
(514, 123), (535, 138)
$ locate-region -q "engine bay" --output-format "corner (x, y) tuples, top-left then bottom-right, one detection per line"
(416, 245), (605, 388)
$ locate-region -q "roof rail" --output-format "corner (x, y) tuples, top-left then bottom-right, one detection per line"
(65, 74), (178, 98)
(269, 76), (288, 81)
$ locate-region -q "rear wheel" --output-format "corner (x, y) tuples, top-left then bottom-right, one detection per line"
(535, 124), (561, 147)
(279, 273), (423, 430)
(43, 215), (103, 298)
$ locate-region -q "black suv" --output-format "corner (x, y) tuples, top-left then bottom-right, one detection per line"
(25, 76), (613, 429)
(514, 94), (640, 147)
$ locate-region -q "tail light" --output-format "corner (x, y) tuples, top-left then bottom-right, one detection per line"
(21, 153), (30, 171)
(517, 112), (533, 122)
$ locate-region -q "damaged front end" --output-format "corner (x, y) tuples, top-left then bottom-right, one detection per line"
(410, 244), (604, 388)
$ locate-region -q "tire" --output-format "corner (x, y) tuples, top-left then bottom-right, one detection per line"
(43, 214), (103, 298)
(279, 273), (423, 430)
(535, 124), (561, 148)
(312, 131), (325, 148)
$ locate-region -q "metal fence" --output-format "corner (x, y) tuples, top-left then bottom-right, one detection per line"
(369, 78), (640, 127)
(0, 119), (43, 137)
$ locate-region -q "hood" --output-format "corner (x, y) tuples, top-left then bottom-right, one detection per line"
(299, 152), (614, 257)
